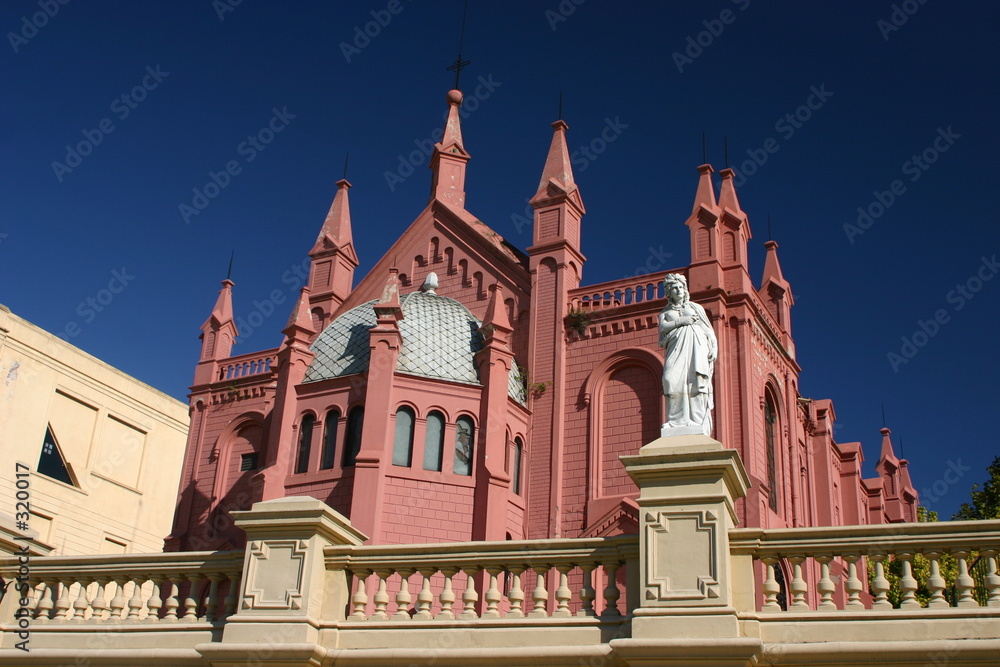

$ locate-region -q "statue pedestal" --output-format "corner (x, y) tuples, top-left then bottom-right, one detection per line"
(617, 435), (756, 659)
(660, 423), (709, 438)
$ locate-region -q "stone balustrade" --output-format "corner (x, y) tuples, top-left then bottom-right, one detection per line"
(326, 535), (638, 622)
(731, 520), (1000, 612)
(0, 550), (243, 624)
(217, 351), (277, 382)
(568, 276), (667, 313)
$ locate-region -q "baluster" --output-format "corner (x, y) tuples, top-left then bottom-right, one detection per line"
(126, 578), (144, 621)
(506, 566), (525, 618)
(897, 553), (920, 609)
(925, 552), (948, 608)
(459, 567), (479, 619)
(761, 557), (781, 611)
(204, 575), (222, 622)
(437, 568), (458, 620)
(162, 576), (181, 620)
(222, 573), (239, 618)
(843, 556), (864, 610)
(71, 579), (91, 621)
(108, 578), (127, 620)
(814, 555), (836, 611)
(788, 557), (808, 610)
(146, 576), (165, 622)
(183, 574), (202, 621)
(392, 569), (413, 620)
(953, 551), (977, 608)
(413, 568), (435, 620)
(578, 563), (597, 617)
(869, 555), (892, 610)
(528, 565), (549, 618)
(602, 563), (621, 618)
(370, 570), (390, 621)
(35, 580), (55, 621)
(53, 580), (72, 621)
(89, 578), (110, 622)
(983, 550), (1000, 608)
(348, 570), (371, 621)
(482, 567), (502, 619)
(553, 564), (573, 618)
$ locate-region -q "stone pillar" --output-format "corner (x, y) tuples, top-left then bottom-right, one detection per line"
(612, 434), (762, 665)
(207, 497), (367, 658)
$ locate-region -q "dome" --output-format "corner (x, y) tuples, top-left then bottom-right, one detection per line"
(305, 290), (489, 388)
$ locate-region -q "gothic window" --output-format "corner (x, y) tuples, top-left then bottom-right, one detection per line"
(423, 411), (445, 472)
(453, 416), (475, 476)
(511, 437), (524, 495)
(295, 414), (315, 474)
(765, 392), (779, 512)
(343, 406), (364, 467)
(392, 407), (415, 467)
(321, 409), (340, 470)
(37, 425), (75, 486)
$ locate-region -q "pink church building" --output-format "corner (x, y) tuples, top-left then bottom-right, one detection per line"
(165, 88), (917, 558)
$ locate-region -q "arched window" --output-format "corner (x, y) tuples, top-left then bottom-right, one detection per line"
(765, 391), (779, 512)
(454, 416), (475, 476)
(423, 411), (445, 472)
(511, 437), (524, 495)
(321, 409), (340, 470)
(295, 414), (314, 474)
(343, 406), (364, 467)
(392, 407), (415, 467)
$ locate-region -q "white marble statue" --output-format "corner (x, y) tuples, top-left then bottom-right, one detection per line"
(658, 274), (717, 437)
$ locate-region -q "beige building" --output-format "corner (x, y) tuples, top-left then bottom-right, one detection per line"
(0, 304), (188, 555)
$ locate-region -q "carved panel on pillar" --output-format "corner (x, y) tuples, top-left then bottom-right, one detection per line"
(643, 510), (720, 603)
(242, 539), (308, 610)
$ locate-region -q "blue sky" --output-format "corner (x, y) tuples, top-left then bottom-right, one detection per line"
(3, 0), (998, 518)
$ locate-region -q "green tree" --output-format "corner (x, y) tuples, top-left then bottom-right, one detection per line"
(952, 456), (1000, 521)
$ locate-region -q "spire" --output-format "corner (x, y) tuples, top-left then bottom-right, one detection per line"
(194, 278), (238, 384)
(692, 164), (717, 214)
(312, 179), (356, 258)
(530, 120), (581, 206)
(481, 282), (512, 339)
(718, 168), (745, 217)
(429, 90), (471, 207)
(877, 427), (900, 468)
(284, 287), (315, 338)
(761, 241), (792, 299)
(308, 179), (359, 331)
(203, 279), (234, 330)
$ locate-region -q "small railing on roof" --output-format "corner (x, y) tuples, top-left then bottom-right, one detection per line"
(218, 352), (276, 381)
(569, 278), (666, 313)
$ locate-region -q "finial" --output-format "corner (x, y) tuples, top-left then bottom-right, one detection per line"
(702, 132), (707, 165)
(446, 0), (471, 89)
(343, 152), (349, 180)
(724, 136), (729, 169)
(420, 272), (439, 294)
(226, 250), (235, 280)
(558, 91), (563, 120)
(767, 212), (772, 241)
(881, 402), (886, 427)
